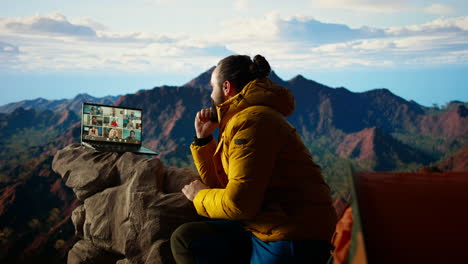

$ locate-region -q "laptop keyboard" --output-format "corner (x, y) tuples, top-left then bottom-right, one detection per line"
(91, 142), (138, 152)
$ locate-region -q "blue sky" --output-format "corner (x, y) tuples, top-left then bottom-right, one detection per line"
(1, 0), (467, 107)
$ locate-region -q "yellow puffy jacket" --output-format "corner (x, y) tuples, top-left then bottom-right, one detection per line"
(191, 78), (337, 242)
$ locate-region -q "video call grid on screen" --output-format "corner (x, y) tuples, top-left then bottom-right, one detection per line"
(82, 103), (143, 145)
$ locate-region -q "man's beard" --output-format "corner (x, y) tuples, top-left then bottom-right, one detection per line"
(210, 100), (219, 123)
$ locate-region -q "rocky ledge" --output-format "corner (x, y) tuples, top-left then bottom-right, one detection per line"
(52, 144), (202, 264)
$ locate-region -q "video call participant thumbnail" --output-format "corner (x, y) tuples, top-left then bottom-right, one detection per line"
(91, 116), (102, 126)
(90, 106), (102, 115)
(88, 126), (99, 136)
(123, 129), (141, 142)
(106, 128), (121, 139)
(126, 130), (136, 140)
(126, 111), (140, 120)
(110, 118), (119, 127)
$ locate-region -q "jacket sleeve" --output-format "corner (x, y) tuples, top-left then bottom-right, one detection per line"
(190, 138), (222, 188)
(193, 111), (280, 219)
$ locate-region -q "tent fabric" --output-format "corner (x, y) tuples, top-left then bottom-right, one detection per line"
(330, 171), (468, 264)
(355, 171), (468, 263)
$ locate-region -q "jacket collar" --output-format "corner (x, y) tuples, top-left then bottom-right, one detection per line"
(215, 78), (295, 133)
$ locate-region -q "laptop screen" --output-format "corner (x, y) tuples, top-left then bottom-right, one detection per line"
(82, 103), (142, 145)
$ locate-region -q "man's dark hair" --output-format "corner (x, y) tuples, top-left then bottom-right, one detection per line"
(217, 54), (271, 92)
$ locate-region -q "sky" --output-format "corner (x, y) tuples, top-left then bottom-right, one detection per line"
(1, 0), (467, 107)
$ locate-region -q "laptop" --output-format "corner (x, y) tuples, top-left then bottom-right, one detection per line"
(81, 103), (158, 155)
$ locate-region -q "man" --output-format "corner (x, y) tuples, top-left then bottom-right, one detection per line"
(91, 116), (101, 126)
(171, 55), (337, 263)
(126, 130), (136, 140)
(127, 111), (138, 120)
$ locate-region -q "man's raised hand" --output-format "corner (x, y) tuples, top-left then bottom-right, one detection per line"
(195, 108), (218, 139)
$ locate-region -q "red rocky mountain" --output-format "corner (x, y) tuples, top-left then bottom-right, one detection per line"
(336, 127), (434, 171)
(183, 66), (215, 90)
(419, 104), (468, 139)
(436, 145), (468, 172)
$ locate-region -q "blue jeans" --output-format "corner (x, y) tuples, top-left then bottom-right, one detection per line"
(170, 220), (332, 264)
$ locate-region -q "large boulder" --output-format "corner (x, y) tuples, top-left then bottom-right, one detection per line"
(52, 144), (202, 264)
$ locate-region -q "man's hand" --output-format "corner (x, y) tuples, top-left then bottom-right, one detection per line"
(182, 180), (210, 201)
(195, 108), (218, 139)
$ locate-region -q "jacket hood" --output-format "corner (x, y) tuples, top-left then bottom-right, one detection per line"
(216, 78), (295, 131)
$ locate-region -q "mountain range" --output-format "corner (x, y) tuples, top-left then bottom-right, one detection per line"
(0, 69), (467, 263)
(0, 94), (120, 115)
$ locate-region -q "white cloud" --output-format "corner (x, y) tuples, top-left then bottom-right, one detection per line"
(0, 13), (180, 44)
(203, 12), (385, 46)
(224, 14), (468, 70)
(352, 39), (396, 50)
(424, 3), (455, 14)
(215, 12), (280, 42)
(73, 17), (108, 31)
(2, 13), (96, 37)
(0, 12), (467, 74)
(0, 41), (19, 54)
(308, 29), (467, 68)
(385, 16), (468, 35)
(312, 0), (459, 15)
(234, 0), (249, 10)
(312, 0), (410, 13)
(276, 16), (385, 44)
(142, 0), (176, 4)
(0, 13), (233, 73)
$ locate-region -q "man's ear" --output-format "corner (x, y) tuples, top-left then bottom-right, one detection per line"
(222, 80), (237, 98)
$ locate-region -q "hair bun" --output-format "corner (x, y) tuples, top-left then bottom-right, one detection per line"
(250, 54), (271, 78)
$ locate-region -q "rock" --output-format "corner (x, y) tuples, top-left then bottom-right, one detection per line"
(52, 144), (122, 200)
(52, 144), (202, 264)
(68, 240), (122, 264)
(72, 205), (85, 238)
